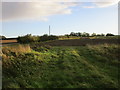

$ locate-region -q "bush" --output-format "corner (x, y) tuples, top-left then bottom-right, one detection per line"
(17, 34), (58, 43)
(39, 34), (58, 42)
(106, 33), (115, 36)
(82, 32), (90, 37)
(18, 34), (39, 43)
(91, 33), (96, 37)
(0, 35), (6, 39)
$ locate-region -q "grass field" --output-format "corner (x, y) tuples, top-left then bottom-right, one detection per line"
(2, 42), (120, 88)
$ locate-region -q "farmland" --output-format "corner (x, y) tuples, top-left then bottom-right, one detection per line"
(2, 38), (120, 88)
(2, 0), (119, 88)
(1, 40), (17, 44)
(33, 38), (119, 46)
(0, 38), (18, 44)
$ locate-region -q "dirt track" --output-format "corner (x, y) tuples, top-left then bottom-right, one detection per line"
(36, 39), (119, 46)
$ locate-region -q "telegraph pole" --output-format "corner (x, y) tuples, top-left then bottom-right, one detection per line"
(49, 25), (50, 36)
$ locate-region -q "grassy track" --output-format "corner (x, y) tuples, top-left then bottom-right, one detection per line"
(2, 44), (120, 88)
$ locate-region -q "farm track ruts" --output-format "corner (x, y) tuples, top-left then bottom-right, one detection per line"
(39, 39), (120, 46)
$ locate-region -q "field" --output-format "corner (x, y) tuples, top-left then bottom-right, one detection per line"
(34, 38), (119, 46)
(58, 36), (119, 40)
(2, 38), (120, 88)
(0, 39), (18, 44)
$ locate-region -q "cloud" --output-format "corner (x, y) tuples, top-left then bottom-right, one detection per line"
(2, 0), (75, 2)
(80, 0), (119, 9)
(1, 0), (119, 22)
(82, 6), (95, 8)
(93, 0), (119, 8)
(2, 1), (77, 21)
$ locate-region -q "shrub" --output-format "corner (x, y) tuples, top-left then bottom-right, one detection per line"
(39, 34), (58, 42)
(0, 35), (6, 39)
(91, 33), (96, 37)
(18, 34), (39, 43)
(82, 32), (90, 37)
(106, 33), (115, 36)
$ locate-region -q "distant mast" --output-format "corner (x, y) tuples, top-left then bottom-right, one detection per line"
(49, 25), (50, 36)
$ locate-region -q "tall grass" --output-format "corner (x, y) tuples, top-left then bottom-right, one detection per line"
(2, 44), (31, 59)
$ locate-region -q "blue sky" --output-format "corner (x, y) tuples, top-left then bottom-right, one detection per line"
(1, 1), (118, 38)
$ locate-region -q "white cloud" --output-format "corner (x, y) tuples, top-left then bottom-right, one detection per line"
(1, 0), (119, 22)
(1, 0), (76, 2)
(1, 0), (119, 2)
(80, 0), (119, 8)
(93, 0), (119, 8)
(2, 1), (77, 21)
(82, 6), (95, 8)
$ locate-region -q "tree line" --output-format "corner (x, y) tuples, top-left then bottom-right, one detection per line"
(65, 32), (115, 37)
(17, 34), (58, 43)
(0, 35), (6, 39)
(0, 32), (116, 43)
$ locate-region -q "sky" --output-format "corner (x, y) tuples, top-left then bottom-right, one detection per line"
(0, 0), (119, 38)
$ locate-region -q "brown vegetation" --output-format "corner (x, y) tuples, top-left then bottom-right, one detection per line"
(0, 39), (18, 44)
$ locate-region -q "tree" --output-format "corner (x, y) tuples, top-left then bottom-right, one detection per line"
(18, 34), (39, 43)
(82, 32), (90, 37)
(39, 34), (58, 41)
(78, 32), (82, 37)
(96, 34), (101, 36)
(65, 34), (69, 38)
(91, 33), (96, 37)
(43, 34), (48, 37)
(70, 32), (75, 36)
(101, 33), (105, 36)
(106, 33), (114, 36)
(0, 35), (6, 39)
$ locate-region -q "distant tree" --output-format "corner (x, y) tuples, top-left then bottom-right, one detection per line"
(40, 34), (58, 42)
(106, 33), (114, 36)
(39, 34), (48, 41)
(91, 33), (96, 37)
(96, 34), (101, 36)
(70, 32), (76, 36)
(43, 34), (48, 37)
(18, 34), (39, 43)
(49, 35), (58, 40)
(65, 34), (69, 38)
(75, 33), (79, 37)
(86, 33), (90, 37)
(78, 32), (82, 37)
(0, 35), (6, 39)
(82, 32), (90, 37)
(101, 33), (105, 36)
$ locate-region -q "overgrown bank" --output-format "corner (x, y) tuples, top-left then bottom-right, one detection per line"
(2, 44), (120, 88)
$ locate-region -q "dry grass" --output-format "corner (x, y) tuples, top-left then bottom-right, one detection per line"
(2, 44), (31, 55)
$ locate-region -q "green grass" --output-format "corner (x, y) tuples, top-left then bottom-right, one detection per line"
(89, 36), (120, 39)
(2, 44), (119, 88)
(59, 36), (80, 40)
